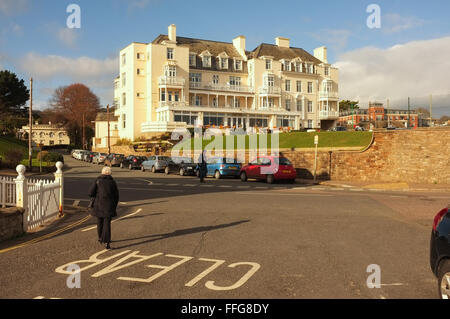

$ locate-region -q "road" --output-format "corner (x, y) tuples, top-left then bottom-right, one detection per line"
(0, 155), (447, 299)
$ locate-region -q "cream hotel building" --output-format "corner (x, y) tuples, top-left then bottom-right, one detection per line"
(114, 25), (339, 140)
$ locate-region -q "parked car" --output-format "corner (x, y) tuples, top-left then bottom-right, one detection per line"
(196, 157), (241, 179)
(85, 151), (95, 163)
(240, 156), (297, 184)
(121, 155), (148, 170)
(104, 153), (125, 167)
(355, 126), (365, 131)
(80, 151), (90, 161)
(93, 153), (108, 165)
(164, 157), (197, 176)
(141, 155), (171, 173)
(72, 150), (82, 160)
(430, 207), (450, 299)
(331, 126), (347, 132)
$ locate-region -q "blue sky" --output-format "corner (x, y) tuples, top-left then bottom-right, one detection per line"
(1, 0), (450, 115)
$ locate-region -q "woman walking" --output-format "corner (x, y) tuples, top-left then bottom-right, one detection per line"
(89, 166), (119, 249)
(198, 150), (207, 183)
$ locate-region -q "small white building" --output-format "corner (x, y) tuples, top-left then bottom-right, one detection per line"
(92, 112), (119, 150)
(18, 122), (70, 146)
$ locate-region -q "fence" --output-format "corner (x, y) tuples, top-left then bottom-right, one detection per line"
(1, 162), (64, 231)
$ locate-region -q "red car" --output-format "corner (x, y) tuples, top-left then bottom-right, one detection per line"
(240, 156), (297, 184)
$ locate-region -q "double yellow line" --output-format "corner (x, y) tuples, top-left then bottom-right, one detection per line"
(0, 215), (91, 254)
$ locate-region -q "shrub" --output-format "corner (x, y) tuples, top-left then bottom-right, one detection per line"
(115, 138), (132, 146)
(37, 151), (50, 161)
(4, 149), (24, 166)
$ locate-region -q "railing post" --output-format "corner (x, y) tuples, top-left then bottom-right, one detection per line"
(15, 164), (28, 232)
(54, 161), (64, 217)
(1, 177), (5, 208)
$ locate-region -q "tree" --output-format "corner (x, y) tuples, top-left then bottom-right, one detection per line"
(0, 70), (30, 114)
(46, 83), (101, 148)
(339, 100), (359, 112)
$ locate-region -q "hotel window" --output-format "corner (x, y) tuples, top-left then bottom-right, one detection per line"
(265, 59), (272, 70)
(190, 73), (201, 87)
(212, 75), (219, 85)
(167, 48), (174, 60)
(137, 92), (144, 98)
(308, 101), (313, 113)
(285, 80), (291, 92)
(325, 67), (329, 76)
(161, 91), (166, 101)
(122, 93), (126, 106)
(137, 68), (144, 76)
(307, 82), (313, 93)
(192, 95), (202, 106)
(121, 53), (126, 65)
(296, 81), (302, 92)
(296, 100), (302, 112)
(122, 73), (126, 87)
(229, 76), (241, 87)
(234, 59), (242, 71)
(295, 62), (302, 72)
(122, 114), (126, 129)
(234, 98), (240, 108)
(283, 61), (291, 71)
(202, 56), (211, 68)
(262, 98), (274, 108)
(137, 53), (144, 60)
(285, 99), (291, 111)
(265, 75), (274, 87)
(308, 120), (313, 128)
(165, 65), (176, 77)
(220, 58), (228, 70)
(189, 54), (196, 67)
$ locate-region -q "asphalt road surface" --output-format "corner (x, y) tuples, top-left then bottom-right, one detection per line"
(0, 156), (447, 299)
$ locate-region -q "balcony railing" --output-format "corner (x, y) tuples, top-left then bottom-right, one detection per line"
(159, 101), (187, 108)
(319, 110), (339, 119)
(189, 82), (254, 93)
(319, 91), (339, 100)
(158, 76), (185, 87)
(258, 86), (281, 95)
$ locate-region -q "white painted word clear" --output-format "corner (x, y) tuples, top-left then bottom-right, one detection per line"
(66, 4), (81, 29)
(366, 264), (381, 288)
(366, 4), (381, 29)
(66, 263), (81, 288)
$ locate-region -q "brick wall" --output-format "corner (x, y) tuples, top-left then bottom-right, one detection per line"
(0, 207), (25, 242)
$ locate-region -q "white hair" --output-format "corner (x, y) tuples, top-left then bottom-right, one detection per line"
(102, 166), (112, 175)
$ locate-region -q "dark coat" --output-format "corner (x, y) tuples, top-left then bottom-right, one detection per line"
(89, 175), (119, 218)
(198, 152), (207, 178)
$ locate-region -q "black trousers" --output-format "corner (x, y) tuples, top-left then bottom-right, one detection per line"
(97, 217), (112, 244)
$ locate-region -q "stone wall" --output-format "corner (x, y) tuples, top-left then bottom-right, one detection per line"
(0, 207), (25, 242)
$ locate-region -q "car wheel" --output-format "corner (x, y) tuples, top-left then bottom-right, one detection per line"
(179, 168), (185, 176)
(120, 163), (123, 169)
(214, 170), (221, 180)
(165, 167), (170, 175)
(240, 171), (247, 182)
(129, 164), (132, 170)
(438, 259), (450, 299)
(141, 166), (145, 172)
(266, 174), (275, 184)
(151, 166), (156, 173)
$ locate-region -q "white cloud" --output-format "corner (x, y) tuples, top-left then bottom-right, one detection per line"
(309, 29), (351, 51)
(56, 28), (79, 48)
(0, 0), (29, 16)
(383, 13), (425, 34)
(335, 36), (450, 110)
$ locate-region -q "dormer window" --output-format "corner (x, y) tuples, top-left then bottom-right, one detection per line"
(295, 62), (302, 72)
(202, 56), (211, 68)
(189, 54), (196, 67)
(234, 59), (242, 71)
(265, 59), (272, 70)
(282, 60), (291, 71)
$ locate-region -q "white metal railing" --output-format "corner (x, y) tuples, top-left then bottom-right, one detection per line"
(0, 176), (16, 208)
(158, 76), (185, 87)
(159, 101), (187, 108)
(319, 91), (339, 100)
(13, 162), (64, 231)
(189, 82), (254, 93)
(258, 86), (281, 95)
(319, 110), (339, 119)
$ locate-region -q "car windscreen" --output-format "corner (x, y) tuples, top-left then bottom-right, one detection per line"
(219, 158), (239, 164)
(274, 157), (292, 166)
(171, 157), (193, 164)
(158, 156), (171, 161)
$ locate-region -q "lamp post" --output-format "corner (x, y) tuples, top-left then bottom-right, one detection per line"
(28, 77), (33, 171)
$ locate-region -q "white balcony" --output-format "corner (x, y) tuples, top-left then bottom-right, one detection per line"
(189, 82), (254, 93)
(319, 110), (339, 119)
(159, 101), (187, 108)
(158, 76), (185, 87)
(258, 86), (281, 95)
(319, 91), (339, 100)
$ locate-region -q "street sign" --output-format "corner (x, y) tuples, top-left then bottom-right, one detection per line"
(314, 135), (319, 145)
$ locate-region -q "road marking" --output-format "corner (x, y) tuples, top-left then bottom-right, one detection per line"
(380, 283), (405, 286)
(218, 185), (232, 188)
(183, 184), (196, 187)
(390, 195), (407, 198)
(235, 192), (334, 197)
(55, 249), (260, 291)
(73, 200), (80, 207)
(166, 183), (180, 186)
(120, 187), (183, 192)
(0, 215), (91, 254)
(81, 209), (143, 232)
(350, 188), (364, 192)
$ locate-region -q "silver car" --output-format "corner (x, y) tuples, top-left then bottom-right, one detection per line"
(93, 153), (108, 164)
(141, 156), (171, 173)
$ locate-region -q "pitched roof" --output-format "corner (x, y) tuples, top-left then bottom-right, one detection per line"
(249, 43), (322, 63)
(152, 35), (244, 58)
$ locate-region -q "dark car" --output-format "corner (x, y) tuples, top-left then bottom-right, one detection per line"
(121, 155), (148, 170)
(331, 126), (347, 132)
(104, 153), (125, 167)
(430, 208), (450, 299)
(164, 157), (196, 176)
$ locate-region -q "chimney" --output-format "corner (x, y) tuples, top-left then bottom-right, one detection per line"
(275, 37), (290, 48)
(233, 35), (246, 59)
(168, 24), (176, 42)
(314, 46), (328, 63)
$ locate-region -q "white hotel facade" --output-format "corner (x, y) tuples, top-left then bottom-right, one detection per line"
(114, 25), (339, 141)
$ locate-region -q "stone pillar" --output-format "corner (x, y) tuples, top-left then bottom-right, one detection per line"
(15, 165), (28, 232)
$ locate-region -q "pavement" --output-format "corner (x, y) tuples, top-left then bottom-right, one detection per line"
(317, 179), (450, 193)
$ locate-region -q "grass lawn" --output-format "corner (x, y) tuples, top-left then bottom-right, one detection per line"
(175, 131), (373, 151)
(0, 137), (49, 169)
